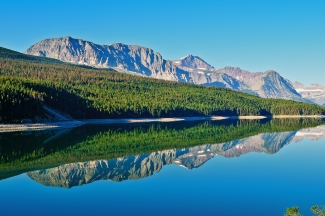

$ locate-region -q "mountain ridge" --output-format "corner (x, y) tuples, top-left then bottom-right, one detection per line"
(27, 127), (318, 188)
(24, 36), (311, 103)
(292, 82), (325, 106)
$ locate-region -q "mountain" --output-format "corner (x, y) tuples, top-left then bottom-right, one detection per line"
(218, 67), (306, 101)
(3, 44), (325, 122)
(0, 46), (63, 63)
(24, 36), (192, 82)
(28, 124), (325, 189)
(26, 130), (299, 188)
(292, 82), (325, 106)
(293, 125), (325, 142)
(172, 55), (252, 91)
(173, 55), (215, 71)
(25, 36), (305, 101)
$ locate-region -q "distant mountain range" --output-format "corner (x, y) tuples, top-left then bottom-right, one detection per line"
(27, 125), (325, 188)
(25, 36), (324, 104)
(292, 82), (325, 106)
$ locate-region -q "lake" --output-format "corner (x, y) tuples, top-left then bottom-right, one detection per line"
(0, 118), (325, 215)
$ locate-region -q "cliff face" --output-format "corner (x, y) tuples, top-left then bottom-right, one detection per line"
(27, 149), (185, 188)
(293, 125), (325, 142)
(27, 130), (298, 188)
(25, 36), (193, 82)
(292, 82), (325, 105)
(219, 68), (306, 101)
(25, 36), (307, 102)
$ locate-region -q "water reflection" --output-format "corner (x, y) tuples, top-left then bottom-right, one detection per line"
(26, 124), (325, 188)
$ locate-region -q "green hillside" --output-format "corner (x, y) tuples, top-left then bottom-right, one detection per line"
(0, 46), (63, 63)
(1, 118), (324, 180)
(0, 46), (325, 122)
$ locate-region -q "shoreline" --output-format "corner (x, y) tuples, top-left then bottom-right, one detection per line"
(0, 121), (84, 133)
(81, 115), (325, 124)
(0, 115), (324, 133)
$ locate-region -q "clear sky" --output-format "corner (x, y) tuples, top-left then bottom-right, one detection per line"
(1, 0), (324, 85)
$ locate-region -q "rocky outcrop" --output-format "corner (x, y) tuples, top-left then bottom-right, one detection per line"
(217, 131), (297, 157)
(292, 82), (325, 105)
(27, 130), (301, 188)
(25, 36), (307, 102)
(251, 70), (302, 100)
(25, 36), (192, 82)
(27, 149), (187, 188)
(219, 67), (306, 101)
(173, 55), (215, 71)
(293, 125), (325, 142)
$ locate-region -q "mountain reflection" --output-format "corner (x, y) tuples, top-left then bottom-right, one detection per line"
(26, 124), (325, 188)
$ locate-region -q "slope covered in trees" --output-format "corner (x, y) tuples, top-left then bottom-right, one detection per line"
(0, 46), (325, 122)
(1, 118), (324, 180)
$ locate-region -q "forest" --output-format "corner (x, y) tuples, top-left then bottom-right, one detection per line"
(0, 118), (324, 180)
(1, 46), (325, 122)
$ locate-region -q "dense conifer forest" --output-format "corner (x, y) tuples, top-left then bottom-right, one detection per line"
(0, 46), (325, 122)
(0, 118), (323, 180)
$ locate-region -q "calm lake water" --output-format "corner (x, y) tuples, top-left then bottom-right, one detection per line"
(0, 119), (325, 216)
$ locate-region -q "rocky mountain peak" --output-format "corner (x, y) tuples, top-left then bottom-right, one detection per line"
(24, 36), (314, 104)
(64, 36), (73, 41)
(292, 81), (305, 88)
(292, 81), (325, 105)
(155, 52), (162, 58)
(173, 54), (214, 70)
(26, 129), (304, 188)
(264, 70), (279, 76)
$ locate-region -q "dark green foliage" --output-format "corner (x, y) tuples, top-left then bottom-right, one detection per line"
(284, 206), (302, 216)
(0, 47), (63, 64)
(284, 205), (325, 216)
(311, 205), (325, 216)
(0, 118), (324, 180)
(0, 77), (45, 122)
(1, 46), (325, 122)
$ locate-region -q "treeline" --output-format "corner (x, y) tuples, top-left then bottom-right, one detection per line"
(0, 77), (45, 122)
(0, 118), (324, 179)
(0, 46), (63, 64)
(0, 47), (325, 122)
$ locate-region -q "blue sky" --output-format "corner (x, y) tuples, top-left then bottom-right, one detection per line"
(1, 0), (325, 85)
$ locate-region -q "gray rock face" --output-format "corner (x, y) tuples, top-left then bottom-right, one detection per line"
(27, 130), (301, 188)
(173, 55), (215, 71)
(252, 70), (302, 100)
(25, 36), (192, 82)
(25, 36), (306, 101)
(172, 56), (251, 91)
(292, 82), (325, 105)
(293, 125), (325, 142)
(219, 67), (305, 101)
